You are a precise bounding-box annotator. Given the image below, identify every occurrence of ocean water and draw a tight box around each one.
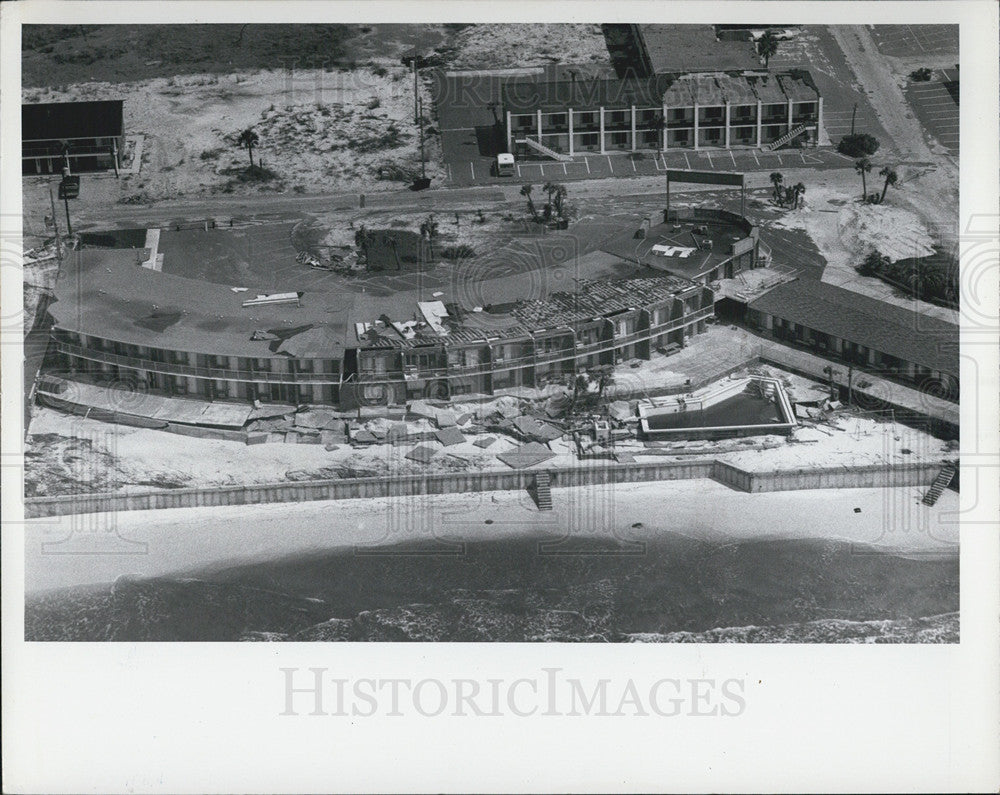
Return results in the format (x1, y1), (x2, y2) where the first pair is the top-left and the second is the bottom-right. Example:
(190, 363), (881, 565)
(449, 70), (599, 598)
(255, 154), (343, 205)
(25, 533), (959, 642)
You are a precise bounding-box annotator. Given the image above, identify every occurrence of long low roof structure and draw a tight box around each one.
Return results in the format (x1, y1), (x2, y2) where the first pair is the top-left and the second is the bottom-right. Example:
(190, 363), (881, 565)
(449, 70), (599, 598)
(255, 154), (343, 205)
(747, 279), (959, 376)
(50, 226), (706, 359)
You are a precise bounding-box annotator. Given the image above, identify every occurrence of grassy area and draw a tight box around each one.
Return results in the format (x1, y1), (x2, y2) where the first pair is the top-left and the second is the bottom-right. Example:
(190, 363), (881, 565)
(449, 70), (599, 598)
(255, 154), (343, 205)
(22, 24), (457, 87)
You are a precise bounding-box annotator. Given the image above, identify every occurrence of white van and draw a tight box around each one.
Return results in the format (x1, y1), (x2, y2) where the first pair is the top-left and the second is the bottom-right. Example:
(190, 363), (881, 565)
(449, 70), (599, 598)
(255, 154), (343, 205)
(496, 153), (515, 177)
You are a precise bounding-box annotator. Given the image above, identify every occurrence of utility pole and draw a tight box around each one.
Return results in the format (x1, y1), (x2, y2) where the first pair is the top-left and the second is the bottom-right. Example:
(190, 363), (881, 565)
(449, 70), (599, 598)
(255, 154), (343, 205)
(62, 190), (73, 237)
(412, 52), (420, 124)
(418, 95), (427, 180)
(48, 183), (63, 262)
(850, 102), (857, 136)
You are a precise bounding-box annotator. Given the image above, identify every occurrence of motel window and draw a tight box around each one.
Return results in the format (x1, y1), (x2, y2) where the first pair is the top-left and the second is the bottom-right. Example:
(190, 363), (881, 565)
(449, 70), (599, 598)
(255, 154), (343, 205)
(579, 112), (597, 126)
(734, 105), (753, 119)
(610, 110), (627, 125)
(640, 109), (658, 124)
(611, 132), (628, 146)
(669, 108), (688, 122)
(674, 130), (690, 143)
(298, 385), (314, 403)
(296, 359), (314, 373)
(705, 129), (721, 142)
(214, 380), (230, 397)
(582, 132), (599, 147)
(255, 358), (272, 371)
(548, 113), (567, 127)
(642, 130), (659, 145)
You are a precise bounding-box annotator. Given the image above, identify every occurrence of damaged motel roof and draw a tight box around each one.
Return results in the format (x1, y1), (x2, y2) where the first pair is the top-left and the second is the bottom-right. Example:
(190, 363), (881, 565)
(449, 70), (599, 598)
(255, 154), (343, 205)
(49, 247), (352, 359)
(50, 245), (704, 360)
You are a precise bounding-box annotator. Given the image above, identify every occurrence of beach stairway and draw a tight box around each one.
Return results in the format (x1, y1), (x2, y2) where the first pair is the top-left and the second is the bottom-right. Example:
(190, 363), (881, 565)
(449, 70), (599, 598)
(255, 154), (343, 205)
(922, 463), (957, 506)
(761, 123), (810, 152)
(516, 137), (574, 162)
(534, 471), (553, 511)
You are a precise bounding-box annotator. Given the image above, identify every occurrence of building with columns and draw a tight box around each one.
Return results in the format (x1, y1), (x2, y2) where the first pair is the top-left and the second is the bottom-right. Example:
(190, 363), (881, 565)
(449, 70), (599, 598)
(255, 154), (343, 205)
(502, 25), (822, 157)
(505, 67), (822, 157)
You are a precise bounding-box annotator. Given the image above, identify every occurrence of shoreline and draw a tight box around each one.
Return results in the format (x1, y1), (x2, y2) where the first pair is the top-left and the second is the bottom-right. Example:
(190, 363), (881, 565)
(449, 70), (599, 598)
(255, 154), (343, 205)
(24, 480), (960, 594)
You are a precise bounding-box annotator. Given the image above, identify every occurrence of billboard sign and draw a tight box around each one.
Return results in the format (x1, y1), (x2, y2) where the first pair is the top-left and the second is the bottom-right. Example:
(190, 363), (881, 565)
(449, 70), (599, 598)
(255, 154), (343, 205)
(665, 169), (744, 187)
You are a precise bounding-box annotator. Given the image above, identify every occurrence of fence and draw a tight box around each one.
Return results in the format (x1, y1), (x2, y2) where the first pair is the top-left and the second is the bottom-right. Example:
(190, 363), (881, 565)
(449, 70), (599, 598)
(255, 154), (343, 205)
(23, 459), (944, 518)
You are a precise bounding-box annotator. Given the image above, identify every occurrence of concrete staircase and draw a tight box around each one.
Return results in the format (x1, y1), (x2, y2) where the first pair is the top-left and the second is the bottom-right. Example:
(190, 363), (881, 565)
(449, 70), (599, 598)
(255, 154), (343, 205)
(534, 471), (553, 511)
(516, 137), (574, 162)
(922, 463), (957, 506)
(761, 124), (811, 152)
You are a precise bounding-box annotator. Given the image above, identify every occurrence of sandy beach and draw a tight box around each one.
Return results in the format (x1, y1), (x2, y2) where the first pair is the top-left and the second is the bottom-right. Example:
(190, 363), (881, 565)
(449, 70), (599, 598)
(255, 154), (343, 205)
(23, 480), (959, 593)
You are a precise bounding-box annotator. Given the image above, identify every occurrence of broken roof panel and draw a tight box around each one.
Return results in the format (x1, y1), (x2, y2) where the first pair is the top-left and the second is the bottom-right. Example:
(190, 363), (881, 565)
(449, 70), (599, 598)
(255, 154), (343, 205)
(405, 444), (440, 463)
(497, 442), (557, 469)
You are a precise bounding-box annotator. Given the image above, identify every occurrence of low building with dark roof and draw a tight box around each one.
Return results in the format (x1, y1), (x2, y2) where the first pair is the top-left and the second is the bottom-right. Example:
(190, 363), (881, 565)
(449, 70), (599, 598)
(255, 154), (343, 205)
(747, 279), (959, 399)
(22, 100), (125, 175)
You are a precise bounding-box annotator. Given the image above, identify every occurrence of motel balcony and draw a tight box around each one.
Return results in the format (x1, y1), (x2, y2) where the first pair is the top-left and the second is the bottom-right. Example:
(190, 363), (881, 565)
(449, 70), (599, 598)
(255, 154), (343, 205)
(349, 306), (714, 385)
(54, 340), (341, 385)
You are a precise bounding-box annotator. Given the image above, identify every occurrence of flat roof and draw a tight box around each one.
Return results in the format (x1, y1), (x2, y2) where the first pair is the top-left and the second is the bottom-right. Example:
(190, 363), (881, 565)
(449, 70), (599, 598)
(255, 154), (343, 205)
(49, 226), (697, 357)
(601, 219), (751, 280)
(637, 25), (761, 73)
(22, 100), (124, 141)
(748, 279), (959, 376)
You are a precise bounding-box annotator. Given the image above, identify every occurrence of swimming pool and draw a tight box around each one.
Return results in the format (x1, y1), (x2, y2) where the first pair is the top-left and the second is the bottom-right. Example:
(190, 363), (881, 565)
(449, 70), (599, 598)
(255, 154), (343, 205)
(638, 377), (797, 440)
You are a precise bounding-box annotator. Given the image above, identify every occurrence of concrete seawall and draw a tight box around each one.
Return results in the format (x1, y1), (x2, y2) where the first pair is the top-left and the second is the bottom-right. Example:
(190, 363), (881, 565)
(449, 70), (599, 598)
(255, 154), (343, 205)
(22, 460), (945, 518)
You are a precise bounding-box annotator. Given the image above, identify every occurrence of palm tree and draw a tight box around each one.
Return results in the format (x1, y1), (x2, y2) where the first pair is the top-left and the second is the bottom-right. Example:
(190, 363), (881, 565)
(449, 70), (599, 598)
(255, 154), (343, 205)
(237, 127), (259, 170)
(793, 182), (806, 208)
(552, 184), (568, 219)
(757, 31), (779, 68)
(855, 157), (872, 201)
(542, 181), (557, 218)
(595, 365), (615, 400)
(878, 166), (898, 204)
(769, 172), (784, 204)
(520, 184), (538, 221)
(419, 214), (438, 259)
(569, 373), (589, 414)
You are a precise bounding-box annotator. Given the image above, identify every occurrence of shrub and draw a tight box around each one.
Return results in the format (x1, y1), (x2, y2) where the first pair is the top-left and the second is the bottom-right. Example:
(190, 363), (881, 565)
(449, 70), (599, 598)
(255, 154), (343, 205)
(440, 244), (475, 260)
(856, 249), (888, 277)
(838, 133), (880, 158)
(910, 67), (933, 81)
(366, 96), (381, 110)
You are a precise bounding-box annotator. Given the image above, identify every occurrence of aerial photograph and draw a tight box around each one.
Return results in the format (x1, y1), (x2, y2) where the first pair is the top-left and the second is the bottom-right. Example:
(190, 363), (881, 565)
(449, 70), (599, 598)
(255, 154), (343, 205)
(20, 22), (960, 642)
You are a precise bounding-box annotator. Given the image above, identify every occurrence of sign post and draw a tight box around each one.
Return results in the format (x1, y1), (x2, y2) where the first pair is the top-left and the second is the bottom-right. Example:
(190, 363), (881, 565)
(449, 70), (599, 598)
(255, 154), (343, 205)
(664, 169), (745, 219)
(58, 175), (79, 237)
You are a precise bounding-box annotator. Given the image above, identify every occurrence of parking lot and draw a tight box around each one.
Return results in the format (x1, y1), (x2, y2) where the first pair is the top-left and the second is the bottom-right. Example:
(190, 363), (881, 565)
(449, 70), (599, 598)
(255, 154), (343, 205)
(904, 67), (959, 155)
(868, 24), (959, 58)
(444, 146), (851, 187)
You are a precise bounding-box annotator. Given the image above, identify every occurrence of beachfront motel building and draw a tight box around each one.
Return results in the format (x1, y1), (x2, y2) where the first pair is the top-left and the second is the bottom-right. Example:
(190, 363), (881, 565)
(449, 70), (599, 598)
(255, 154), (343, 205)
(504, 68), (823, 157)
(47, 248), (716, 411)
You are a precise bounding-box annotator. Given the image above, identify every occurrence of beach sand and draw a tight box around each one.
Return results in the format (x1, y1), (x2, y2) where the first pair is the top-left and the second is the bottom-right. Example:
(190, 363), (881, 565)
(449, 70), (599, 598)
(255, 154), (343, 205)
(24, 480), (959, 593)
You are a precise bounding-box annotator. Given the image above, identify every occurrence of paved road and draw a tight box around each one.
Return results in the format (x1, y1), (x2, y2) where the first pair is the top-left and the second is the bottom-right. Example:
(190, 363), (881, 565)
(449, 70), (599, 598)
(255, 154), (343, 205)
(57, 185), (509, 232)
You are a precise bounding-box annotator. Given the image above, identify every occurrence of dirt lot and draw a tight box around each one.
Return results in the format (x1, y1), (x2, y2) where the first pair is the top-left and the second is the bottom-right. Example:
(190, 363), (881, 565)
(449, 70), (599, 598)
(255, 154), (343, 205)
(443, 24), (610, 69)
(23, 65), (445, 198)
